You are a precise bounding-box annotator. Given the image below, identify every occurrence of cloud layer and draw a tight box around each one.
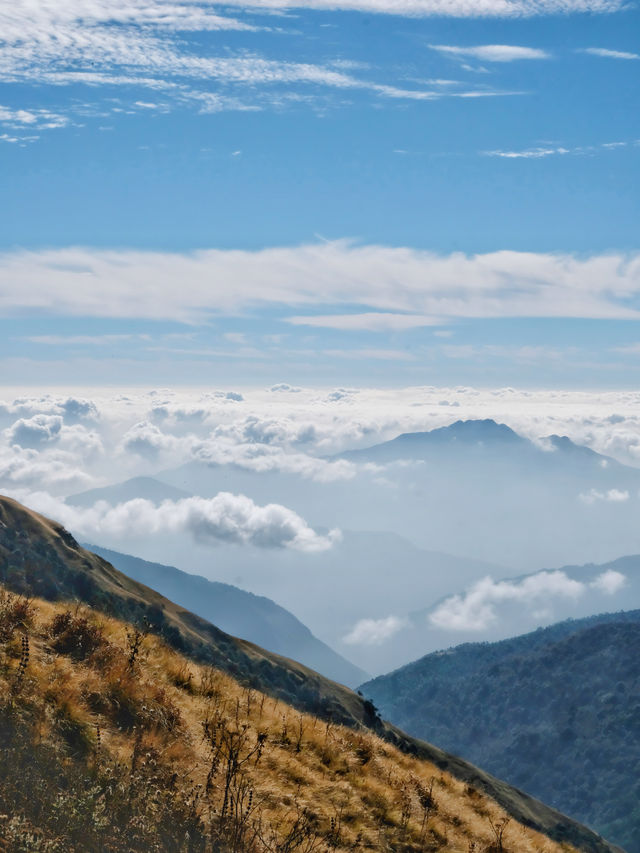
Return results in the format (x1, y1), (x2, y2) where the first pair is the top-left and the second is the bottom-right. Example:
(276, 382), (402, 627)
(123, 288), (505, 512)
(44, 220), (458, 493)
(2, 244), (639, 324)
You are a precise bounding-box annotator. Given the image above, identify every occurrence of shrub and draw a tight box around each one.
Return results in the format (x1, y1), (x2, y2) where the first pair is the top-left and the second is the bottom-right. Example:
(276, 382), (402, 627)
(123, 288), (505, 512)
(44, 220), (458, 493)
(48, 611), (106, 661)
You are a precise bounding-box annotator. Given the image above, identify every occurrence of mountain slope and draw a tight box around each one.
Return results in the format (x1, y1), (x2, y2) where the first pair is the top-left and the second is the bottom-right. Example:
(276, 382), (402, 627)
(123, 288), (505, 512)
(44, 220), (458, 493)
(85, 543), (368, 687)
(0, 494), (622, 853)
(361, 611), (640, 852)
(1, 590), (608, 853)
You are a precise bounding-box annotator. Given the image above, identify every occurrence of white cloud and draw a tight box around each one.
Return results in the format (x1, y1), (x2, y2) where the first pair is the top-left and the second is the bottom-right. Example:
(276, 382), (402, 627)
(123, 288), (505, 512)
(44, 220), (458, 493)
(578, 487), (630, 504)
(0, 395), (98, 423)
(485, 146), (570, 158)
(590, 569), (627, 594)
(429, 569), (629, 630)
(119, 420), (191, 459)
(0, 447), (94, 494)
(211, 415), (317, 446)
(0, 105), (68, 130)
(431, 572), (584, 631)
(582, 47), (640, 60)
(429, 44), (550, 62)
(24, 493), (339, 553)
(2, 244), (639, 324)
(343, 615), (409, 645)
(485, 140), (630, 158)
(193, 439), (358, 483)
(6, 414), (63, 448)
(269, 383), (302, 393)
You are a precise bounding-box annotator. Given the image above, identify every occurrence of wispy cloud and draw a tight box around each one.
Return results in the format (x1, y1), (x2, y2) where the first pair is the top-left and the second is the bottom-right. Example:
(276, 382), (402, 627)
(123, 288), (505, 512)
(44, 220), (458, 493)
(485, 146), (570, 158)
(485, 139), (633, 158)
(429, 44), (550, 62)
(221, 0), (625, 17)
(0, 105), (68, 128)
(582, 47), (640, 59)
(0, 104), (69, 141)
(0, 1), (524, 120)
(578, 487), (630, 504)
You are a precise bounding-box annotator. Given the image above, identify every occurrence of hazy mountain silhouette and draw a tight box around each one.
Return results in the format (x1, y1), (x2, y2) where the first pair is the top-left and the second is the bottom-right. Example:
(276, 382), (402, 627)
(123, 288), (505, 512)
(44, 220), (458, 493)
(86, 543), (368, 687)
(68, 476), (191, 507)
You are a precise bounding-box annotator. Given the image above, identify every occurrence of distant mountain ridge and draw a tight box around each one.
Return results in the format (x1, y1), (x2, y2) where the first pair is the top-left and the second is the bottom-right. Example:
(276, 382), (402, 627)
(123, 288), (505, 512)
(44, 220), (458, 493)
(341, 418), (623, 468)
(361, 609), (640, 852)
(86, 543), (368, 687)
(343, 418), (528, 459)
(68, 475), (191, 507)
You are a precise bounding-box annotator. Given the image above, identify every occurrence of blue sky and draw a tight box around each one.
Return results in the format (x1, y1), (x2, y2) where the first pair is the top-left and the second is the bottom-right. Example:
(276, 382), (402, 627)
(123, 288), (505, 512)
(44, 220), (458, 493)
(1, 0), (639, 387)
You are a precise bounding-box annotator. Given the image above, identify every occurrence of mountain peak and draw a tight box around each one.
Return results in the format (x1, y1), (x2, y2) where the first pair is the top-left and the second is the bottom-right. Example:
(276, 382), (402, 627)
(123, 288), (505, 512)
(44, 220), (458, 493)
(342, 419), (526, 462)
(422, 418), (524, 443)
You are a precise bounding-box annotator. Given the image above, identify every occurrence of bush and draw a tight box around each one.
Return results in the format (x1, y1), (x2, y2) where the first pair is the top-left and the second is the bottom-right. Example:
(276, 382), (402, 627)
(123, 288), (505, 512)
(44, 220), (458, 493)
(48, 611), (106, 661)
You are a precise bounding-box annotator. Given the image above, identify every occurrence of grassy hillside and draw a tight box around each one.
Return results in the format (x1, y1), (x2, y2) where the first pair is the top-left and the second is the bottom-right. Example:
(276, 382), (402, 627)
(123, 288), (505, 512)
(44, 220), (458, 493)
(0, 495), (622, 853)
(0, 586), (592, 853)
(361, 614), (640, 852)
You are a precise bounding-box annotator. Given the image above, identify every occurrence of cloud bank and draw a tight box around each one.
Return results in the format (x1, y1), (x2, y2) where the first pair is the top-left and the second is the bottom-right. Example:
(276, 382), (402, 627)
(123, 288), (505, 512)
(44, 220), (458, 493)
(2, 244), (639, 324)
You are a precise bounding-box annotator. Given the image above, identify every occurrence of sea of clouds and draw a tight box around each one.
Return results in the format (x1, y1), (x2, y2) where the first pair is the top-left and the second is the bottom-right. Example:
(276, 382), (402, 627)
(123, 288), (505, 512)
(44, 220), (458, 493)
(3, 383), (640, 546)
(2, 383), (640, 666)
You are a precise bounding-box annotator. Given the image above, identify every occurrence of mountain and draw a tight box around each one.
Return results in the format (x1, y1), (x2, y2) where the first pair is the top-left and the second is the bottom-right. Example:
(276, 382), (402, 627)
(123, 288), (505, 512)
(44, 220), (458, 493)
(2, 589), (621, 853)
(341, 418), (530, 462)
(154, 419), (640, 571)
(67, 475), (191, 507)
(0, 494), (622, 853)
(361, 610), (640, 852)
(85, 543), (368, 687)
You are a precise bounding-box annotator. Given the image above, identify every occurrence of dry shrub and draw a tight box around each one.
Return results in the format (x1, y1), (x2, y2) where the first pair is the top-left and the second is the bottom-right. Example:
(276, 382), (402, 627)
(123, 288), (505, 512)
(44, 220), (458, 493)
(48, 610), (106, 661)
(0, 590), (33, 643)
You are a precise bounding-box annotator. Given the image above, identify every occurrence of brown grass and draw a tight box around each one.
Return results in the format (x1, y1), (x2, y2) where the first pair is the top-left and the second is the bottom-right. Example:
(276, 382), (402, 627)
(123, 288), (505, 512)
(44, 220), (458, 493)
(0, 586), (578, 853)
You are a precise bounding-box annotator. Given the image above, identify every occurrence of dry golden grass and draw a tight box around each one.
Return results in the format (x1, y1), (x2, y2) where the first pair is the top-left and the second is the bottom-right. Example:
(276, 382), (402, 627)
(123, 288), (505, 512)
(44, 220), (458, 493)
(0, 587), (578, 853)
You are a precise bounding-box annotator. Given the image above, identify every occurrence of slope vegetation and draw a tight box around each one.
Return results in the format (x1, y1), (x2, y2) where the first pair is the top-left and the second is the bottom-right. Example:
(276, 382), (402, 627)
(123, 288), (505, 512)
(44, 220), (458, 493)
(361, 613), (640, 852)
(0, 495), (621, 853)
(0, 587), (605, 853)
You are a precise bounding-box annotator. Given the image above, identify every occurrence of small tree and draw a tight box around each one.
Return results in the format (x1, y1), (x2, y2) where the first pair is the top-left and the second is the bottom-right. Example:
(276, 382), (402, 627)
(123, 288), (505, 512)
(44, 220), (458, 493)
(488, 815), (511, 852)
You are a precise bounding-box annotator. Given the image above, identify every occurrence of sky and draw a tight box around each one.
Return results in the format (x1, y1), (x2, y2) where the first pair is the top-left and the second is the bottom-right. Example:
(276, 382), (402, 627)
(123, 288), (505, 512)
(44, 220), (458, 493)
(0, 0), (639, 386)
